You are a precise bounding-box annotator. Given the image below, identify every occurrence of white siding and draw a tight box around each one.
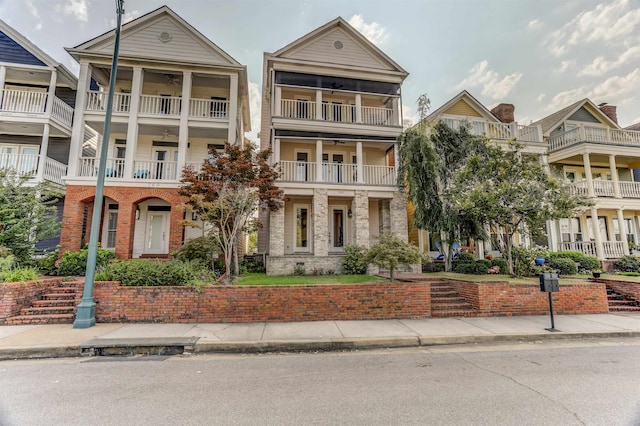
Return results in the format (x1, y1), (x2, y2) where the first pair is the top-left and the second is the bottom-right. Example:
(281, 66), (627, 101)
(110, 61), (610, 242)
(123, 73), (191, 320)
(93, 17), (234, 66)
(282, 28), (394, 71)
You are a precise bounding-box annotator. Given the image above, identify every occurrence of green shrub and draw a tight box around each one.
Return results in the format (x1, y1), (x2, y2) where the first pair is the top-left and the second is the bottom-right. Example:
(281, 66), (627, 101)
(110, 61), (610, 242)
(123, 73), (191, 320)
(58, 249), (117, 276)
(1, 267), (39, 282)
(512, 246), (549, 277)
(97, 260), (213, 289)
(455, 263), (477, 274)
(341, 245), (368, 275)
(549, 257), (577, 275)
(474, 259), (491, 273)
(548, 251), (600, 271)
(37, 248), (59, 276)
(0, 254), (15, 272)
(171, 237), (218, 269)
(455, 253), (475, 264)
(614, 255), (640, 273)
(490, 258), (508, 274)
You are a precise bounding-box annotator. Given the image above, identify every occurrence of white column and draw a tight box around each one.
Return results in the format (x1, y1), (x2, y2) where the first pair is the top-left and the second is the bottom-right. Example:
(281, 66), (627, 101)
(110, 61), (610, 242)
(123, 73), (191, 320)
(36, 123), (50, 181)
(355, 93), (362, 123)
(393, 143), (399, 180)
(583, 152), (595, 197)
(177, 71), (192, 175)
(591, 207), (604, 260)
(392, 97), (400, 126)
(316, 140), (323, 182)
(274, 86), (282, 117)
(315, 90), (323, 120)
(227, 74), (238, 145)
(45, 70), (57, 116)
(273, 138), (280, 164)
(617, 208), (629, 254)
(356, 141), (363, 183)
(609, 154), (621, 198)
(123, 67), (143, 179)
(0, 65), (6, 91)
(67, 62), (91, 178)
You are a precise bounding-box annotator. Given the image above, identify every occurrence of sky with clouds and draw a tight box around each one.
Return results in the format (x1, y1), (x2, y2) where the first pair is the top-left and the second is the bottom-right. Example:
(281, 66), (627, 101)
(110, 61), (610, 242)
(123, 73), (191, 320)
(2, 0), (639, 136)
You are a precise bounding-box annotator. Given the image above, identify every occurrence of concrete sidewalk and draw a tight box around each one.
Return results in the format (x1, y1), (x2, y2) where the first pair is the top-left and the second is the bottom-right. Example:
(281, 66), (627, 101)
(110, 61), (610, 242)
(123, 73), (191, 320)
(2, 313), (640, 360)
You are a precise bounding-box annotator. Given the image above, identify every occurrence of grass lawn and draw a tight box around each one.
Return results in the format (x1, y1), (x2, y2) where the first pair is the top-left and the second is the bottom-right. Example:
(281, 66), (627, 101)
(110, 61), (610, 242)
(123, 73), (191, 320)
(424, 271), (595, 285)
(234, 273), (385, 286)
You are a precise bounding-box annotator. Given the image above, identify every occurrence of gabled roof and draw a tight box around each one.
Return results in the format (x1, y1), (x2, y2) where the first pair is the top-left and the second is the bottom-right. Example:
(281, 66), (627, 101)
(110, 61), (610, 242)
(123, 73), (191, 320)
(626, 122), (640, 131)
(271, 17), (408, 77)
(532, 98), (620, 136)
(66, 6), (242, 68)
(0, 19), (77, 88)
(425, 90), (501, 123)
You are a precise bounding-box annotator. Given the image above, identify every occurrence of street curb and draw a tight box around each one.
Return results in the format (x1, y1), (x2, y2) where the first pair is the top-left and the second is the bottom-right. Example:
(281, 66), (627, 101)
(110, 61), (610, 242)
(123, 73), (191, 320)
(418, 330), (640, 346)
(0, 346), (81, 361)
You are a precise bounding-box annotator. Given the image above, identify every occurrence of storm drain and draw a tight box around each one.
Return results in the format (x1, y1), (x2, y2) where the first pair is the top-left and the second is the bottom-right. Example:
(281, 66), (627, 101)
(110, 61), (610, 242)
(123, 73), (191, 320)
(80, 337), (199, 357)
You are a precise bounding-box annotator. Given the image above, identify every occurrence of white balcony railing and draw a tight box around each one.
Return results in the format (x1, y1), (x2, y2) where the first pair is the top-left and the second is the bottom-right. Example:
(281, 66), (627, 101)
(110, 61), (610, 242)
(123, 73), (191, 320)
(361, 106), (393, 126)
(560, 241), (597, 257)
(0, 153), (39, 176)
(51, 97), (73, 127)
(78, 157), (126, 178)
(281, 99), (316, 120)
(189, 98), (228, 119)
(549, 126), (640, 151)
(619, 182), (640, 198)
(278, 161), (395, 186)
(603, 241), (625, 258)
(42, 157), (67, 186)
(133, 160), (178, 180)
(85, 91), (131, 113)
(441, 118), (543, 143)
(139, 94), (181, 116)
(0, 89), (46, 113)
(592, 180), (615, 197)
(278, 99), (398, 126)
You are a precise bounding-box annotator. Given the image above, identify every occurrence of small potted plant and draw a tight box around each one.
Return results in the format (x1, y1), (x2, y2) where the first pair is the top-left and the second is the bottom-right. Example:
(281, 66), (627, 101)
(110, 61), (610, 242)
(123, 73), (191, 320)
(592, 268), (603, 278)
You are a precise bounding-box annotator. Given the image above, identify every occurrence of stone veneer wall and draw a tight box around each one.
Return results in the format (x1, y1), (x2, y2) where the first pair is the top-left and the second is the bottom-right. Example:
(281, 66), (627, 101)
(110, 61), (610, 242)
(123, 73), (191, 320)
(0, 278), (62, 324)
(266, 255), (344, 276)
(91, 281), (432, 323)
(445, 279), (609, 315)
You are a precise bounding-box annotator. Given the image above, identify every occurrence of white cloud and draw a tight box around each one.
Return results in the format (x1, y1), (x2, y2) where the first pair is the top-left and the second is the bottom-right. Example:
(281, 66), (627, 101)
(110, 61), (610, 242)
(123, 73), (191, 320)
(545, 0), (640, 56)
(453, 61), (523, 100)
(528, 19), (540, 30)
(578, 46), (640, 77)
(245, 81), (261, 143)
(57, 0), (89, 22)
(108, 10), (141, 28)
(25, 0), (43, 31)
(402, 103), (418, 129)
(555, 60), (575, 73)
(537, 94), (546, 103)
(347, 14), (388, 45)
(545, 88), (587, 111)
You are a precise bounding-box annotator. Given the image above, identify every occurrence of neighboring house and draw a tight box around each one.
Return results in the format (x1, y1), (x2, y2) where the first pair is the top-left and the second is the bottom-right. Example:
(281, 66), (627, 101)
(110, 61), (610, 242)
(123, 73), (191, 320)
(0, 19), (77, 251)
(408, 90), (545, 260)
(537, 99), (640, 260)
(257, 17), (409, 275)
(59, 6), (250, 259)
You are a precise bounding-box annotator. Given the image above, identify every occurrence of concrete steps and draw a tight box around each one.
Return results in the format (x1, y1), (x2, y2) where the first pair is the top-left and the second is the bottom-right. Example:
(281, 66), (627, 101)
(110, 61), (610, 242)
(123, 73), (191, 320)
(6, 282), (80, 325)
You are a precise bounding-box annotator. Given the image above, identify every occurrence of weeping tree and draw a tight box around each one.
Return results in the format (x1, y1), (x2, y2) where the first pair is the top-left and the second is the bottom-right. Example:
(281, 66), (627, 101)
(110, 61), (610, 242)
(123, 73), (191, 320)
(398, 108), (488, 271)
(451, 141), (591, 275)
(180, 142), (282, 281)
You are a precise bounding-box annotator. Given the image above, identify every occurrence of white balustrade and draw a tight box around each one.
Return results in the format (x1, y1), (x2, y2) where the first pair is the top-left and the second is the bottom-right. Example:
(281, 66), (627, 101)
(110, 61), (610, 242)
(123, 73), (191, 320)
(619, 182), (640, 198)
(139, 94), (181, 116)
(550, 126), (640, 151)
(279, 161), (317, 182)
(0, 89), (46, 113)
(361, 106), (394, 126)
(548, 128), (580, 151)
(610, 128), (640, 145)
(42, 157), (67, 186)
(567, 181), (589, 197)
(278, 161), (395, 186)
(560, 241), (597, 257)
(0, 153), (39, 177)
(77, 157), (125, 178)
(85, 91), (131, 113)
(51, 97), (73, 127)
(189, 98), (229, 119)
(280, 99), (316, 120)
(132, 160), (178, 180)
(592, 180), (615, 197)
(603, 241), (625, 258)
(516, 124), (542, 142)
(363, 165), (396, 185)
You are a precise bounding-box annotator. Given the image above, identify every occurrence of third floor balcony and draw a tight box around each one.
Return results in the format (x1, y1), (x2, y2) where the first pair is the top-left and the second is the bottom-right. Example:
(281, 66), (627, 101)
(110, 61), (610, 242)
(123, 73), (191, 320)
(549, 125), (640, 152)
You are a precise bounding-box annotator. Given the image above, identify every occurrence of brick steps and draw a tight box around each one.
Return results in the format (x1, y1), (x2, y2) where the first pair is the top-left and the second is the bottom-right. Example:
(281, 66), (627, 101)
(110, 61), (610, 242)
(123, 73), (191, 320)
(430, 281), (477, 318)
(6, 283), (80, 325)
(606, 286), (640, 313)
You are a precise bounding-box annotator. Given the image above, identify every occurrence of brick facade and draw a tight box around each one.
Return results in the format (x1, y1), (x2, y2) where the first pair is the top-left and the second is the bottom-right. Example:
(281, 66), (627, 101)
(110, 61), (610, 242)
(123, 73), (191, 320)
(60, 185), (188, 259)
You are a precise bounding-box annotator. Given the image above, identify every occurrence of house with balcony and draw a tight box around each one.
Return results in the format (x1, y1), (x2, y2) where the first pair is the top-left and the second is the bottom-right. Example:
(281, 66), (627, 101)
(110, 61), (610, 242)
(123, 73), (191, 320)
(257, 17), (409, 275)
(59, 6), (250, 259)
(407, 91), (546, 259)
(0, 19), (78, 250)
(536, 99), (640, 260)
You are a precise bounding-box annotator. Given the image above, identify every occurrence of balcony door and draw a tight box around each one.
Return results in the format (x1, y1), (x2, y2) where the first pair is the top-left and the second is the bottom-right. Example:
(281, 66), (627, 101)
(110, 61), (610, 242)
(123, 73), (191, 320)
(295, 151), (309, 182)
(152, 149), (178, 180)
(329, 206), (347, 252)
(322, 153), (344, 183)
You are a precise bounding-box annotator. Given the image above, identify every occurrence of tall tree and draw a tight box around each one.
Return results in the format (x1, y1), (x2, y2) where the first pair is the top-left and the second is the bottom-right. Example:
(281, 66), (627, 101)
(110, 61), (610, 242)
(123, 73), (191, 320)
(0, 170), (60, 264)
(398, 119), (487, 271)
(451, 142), (590, 275)
(180, 142), (282, 281)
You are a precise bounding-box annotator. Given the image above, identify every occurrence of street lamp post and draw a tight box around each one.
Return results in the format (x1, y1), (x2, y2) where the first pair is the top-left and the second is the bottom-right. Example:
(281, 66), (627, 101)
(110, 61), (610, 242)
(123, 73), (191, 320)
(74, 0), (125, 328)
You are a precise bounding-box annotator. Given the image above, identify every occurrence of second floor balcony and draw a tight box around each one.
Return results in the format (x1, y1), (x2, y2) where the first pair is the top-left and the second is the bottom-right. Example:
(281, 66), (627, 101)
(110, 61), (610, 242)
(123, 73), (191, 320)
(567, 180), (640, 199)
(549, 125), (640, 152)
(278, 160), (396, 186)
(0, 152), (68, 187)
(0, 89), (74, 128)
(440, 117), (543, 143)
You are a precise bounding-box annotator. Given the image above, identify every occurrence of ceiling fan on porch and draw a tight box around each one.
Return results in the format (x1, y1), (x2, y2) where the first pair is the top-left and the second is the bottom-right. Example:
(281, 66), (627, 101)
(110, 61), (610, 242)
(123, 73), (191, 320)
(164, 74), (181, 86)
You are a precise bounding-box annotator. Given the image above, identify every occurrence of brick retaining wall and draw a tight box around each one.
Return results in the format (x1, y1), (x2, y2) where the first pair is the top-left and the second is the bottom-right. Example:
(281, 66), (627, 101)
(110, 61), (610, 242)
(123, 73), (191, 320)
(595, 278), (640, 303)
(445, 279), (609, 316)
(92, 281), (432, 323)
(0, 278), (63, 324)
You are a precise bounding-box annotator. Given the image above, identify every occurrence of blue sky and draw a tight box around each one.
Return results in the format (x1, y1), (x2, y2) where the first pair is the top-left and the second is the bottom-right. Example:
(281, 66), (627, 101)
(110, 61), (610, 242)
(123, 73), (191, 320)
(2, 0), (639, 135)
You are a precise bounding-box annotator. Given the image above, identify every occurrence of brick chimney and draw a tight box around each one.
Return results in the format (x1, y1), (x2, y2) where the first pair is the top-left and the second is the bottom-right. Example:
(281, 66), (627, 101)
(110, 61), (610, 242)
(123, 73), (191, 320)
(491, 103), (515, 123)
(598, 103), (618, 124)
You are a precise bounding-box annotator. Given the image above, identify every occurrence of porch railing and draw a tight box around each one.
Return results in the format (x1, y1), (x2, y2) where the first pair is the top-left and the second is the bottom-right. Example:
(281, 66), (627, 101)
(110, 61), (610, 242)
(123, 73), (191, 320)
(549, 126), (640, 151)
(279, 161), (318, 182)
(281, 99), (316, 120)
(592, 180), (615, 197)
(619, 182), (640, 198)
(51, 97), (73, 127)
(132, 160), (178, 180)
(278, 161), (396, 186)
(189, 98), (228, 119)
(441, 118), (543, 142)
(560, 241), (597, 257)
(85, 91), (131, 113)
(603, 241), (625, 258)
(363, 165), (396, 186)
(0, 89), (46, 113)
(0, 153), (39, 177)
(278, 99), (397, 126)
(361, 106), (393, 126)
(42, 157), (67, 186)
(78, 157), (126, 178)
(139, 94), (181, 116)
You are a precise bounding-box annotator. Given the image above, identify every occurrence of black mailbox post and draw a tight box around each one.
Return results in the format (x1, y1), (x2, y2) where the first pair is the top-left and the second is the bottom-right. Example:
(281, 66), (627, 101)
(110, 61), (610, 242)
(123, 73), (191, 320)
(539, 272), (560, 331)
